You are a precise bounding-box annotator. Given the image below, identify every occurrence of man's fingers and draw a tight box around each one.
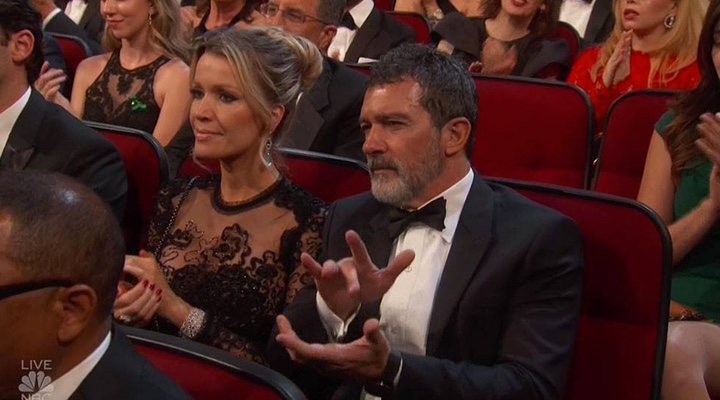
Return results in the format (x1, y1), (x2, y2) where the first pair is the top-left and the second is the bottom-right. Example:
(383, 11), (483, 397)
(383, 249), (415, 279)
(345, 230), (373, 271)
(362, 318), (383, 345)
(301, 252), (323, 277)
(338, 260), (360, 295)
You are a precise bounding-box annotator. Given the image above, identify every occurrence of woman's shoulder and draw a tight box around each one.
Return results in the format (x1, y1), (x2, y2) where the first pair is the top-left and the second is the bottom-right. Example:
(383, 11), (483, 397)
(77, 53), (112, 76)
(155, 58), (190, 80)
(160, 175), (216, 199)
(277, 179), (328, 218)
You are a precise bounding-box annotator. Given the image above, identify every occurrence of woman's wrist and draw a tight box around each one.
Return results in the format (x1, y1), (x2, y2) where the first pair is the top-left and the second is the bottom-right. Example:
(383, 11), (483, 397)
(163, 293), (193, 327)
(699, 197), (720, 221)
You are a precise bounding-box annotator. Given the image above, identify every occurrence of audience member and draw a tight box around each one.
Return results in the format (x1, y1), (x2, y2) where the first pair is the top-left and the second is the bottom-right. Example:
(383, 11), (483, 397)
(433, 0), (570, 78)
(186, 0), (266, 38)
(31, 0), (103, 53)
(60, 0), (104, 45)
(261, 0), (368, 162)
(568, 0), (707, 128)
(114, 27), (327, 364)
(0, 0), (126, 220)
(637, 1), (720, 398)
(267, 44), (584, 400)
(328, 0), (415, 63)
(559, 0), (613, 47)
(394, 0), (484, 25)
(0, 170), (190, 400)
(36, 0), (192, 147)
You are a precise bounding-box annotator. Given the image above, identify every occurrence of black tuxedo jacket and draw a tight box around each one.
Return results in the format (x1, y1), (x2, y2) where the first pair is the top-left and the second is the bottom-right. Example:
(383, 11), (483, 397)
(582, 0), (614, 48)
(2, 90), (127, 220)
(77, 0), (105, 46)
(343, 7), (416, 64)
(45, 11), (103, 55)
(268, 174), (584, 400)
(69, 327), (191, 400)
(280, 58), (367, 162)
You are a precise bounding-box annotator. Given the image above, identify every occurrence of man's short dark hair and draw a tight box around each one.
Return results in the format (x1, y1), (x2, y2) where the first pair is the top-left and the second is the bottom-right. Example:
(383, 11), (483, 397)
(316, 0), (346, 25)
(0, 171), (125, 317)
(369, 44), (478, 155)
(0, 0), (44, 83)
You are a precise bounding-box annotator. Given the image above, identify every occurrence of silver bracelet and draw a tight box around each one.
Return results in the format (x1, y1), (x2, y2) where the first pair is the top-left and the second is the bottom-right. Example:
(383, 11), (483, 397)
(180, 307), (207, 339)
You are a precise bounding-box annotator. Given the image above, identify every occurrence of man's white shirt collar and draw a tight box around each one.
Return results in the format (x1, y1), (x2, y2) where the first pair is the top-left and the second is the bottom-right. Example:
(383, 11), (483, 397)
(0, 87), (31, 154)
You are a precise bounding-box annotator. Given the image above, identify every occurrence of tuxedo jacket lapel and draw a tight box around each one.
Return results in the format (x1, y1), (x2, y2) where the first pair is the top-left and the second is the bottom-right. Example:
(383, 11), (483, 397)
(78, 0), (98, 28)
(584, 0), (613, 44)
(281, 59), (332, 150)
(344, 8), (382, 63)
(425, 175), (494, 355)
(1, 90), (43, 171)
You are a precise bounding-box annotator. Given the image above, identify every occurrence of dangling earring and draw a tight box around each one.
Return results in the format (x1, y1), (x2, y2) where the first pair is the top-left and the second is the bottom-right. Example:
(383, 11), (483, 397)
(261, 136), (273, 168)
(664, 14), (676, 29)
(148, 11), (153, 27)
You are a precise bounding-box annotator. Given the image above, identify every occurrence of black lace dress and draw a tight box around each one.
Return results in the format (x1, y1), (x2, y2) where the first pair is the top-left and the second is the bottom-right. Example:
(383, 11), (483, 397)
(146, 176), (326, 362)
(84, 50), (169, 135)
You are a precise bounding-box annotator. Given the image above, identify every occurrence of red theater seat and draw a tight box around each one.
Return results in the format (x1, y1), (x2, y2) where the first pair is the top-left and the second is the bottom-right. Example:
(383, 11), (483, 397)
(179, 148), (370, 203)
(86, 121), (169, 253)
(385, 11), (431, 44)
(374, 0), (394, 11)
(594, 90), (677, 199)
(489, 178), (671, 400)
(123, 326), (306, 400)
(473, 75), (594, 189)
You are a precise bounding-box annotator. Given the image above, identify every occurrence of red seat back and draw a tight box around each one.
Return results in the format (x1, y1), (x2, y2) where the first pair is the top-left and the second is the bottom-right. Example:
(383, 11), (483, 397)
(385, 11), (431, 43)
(472, 75), (594, 189)
(374, 0), (394, 11)
(551, 21), (582, 63)
(123, 326), (306, 400)
(86, 121), (168, 253)
(489, 178), (671, 400)
(179, 149), (371, 203)
(48, 33), (92, 90)
(594, 90), (677, 199)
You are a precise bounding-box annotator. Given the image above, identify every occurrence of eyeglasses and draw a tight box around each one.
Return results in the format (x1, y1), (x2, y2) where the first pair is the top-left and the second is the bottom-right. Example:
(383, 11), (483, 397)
(258, 2), (332, 25)
(0, 280), (74, 302)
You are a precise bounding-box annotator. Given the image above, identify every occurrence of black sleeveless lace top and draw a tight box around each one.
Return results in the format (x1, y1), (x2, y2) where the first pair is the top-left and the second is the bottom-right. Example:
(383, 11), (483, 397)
(84, 50), (169, 135)
(146, 176), (327, 363)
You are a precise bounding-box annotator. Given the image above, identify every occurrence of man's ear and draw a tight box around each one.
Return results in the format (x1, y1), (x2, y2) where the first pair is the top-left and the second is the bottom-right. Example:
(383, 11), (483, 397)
(53, 285), (98, 343)
(318, 25), (337, 53)
(441, 117), (472, 157)
(9, 30), (35, 66)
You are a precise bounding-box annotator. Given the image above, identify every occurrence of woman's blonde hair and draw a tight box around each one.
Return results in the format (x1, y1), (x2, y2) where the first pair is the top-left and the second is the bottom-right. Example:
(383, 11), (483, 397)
(104, 0), (190, 62)
(190, 27), (323, 136)
(591, 0), (708, 86)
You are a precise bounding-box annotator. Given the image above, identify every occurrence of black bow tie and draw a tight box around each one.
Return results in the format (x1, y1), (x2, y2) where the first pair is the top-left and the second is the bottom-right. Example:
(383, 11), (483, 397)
(340, 13), (358, 30)
(387, 197), (446, 239)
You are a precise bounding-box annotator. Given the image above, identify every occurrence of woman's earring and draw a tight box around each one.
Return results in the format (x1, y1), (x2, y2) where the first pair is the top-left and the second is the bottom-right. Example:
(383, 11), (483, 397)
(262, 137), (273, 168)
(148, 12), (153, 27)
(664, 14), (676, 29)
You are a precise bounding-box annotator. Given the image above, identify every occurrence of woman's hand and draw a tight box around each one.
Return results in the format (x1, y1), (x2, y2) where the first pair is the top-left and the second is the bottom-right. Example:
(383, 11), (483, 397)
(480, 38), (517, 76)
(114, 278), (162, 327)
(123, 250), (192, 327)
(34, 62), (73, 111)
(696, 113), (720, 214)
(602, 30), (632, 88)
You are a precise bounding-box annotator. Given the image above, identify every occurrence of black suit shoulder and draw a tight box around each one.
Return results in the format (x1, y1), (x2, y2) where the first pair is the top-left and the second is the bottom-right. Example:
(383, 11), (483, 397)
(45, 12), (103, 54)
(71, 328), (191, 400)
(377, 11), (416, 42)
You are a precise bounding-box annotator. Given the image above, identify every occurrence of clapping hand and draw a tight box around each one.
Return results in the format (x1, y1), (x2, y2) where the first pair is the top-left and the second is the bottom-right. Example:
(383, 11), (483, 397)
(300, 230), (415, 320)
(479, 38), (517, 76)
(275, 315), (391, 381)
(34, 62), (67, 102)
(115, 250), (177, 326)
(602, 30), (632, 88)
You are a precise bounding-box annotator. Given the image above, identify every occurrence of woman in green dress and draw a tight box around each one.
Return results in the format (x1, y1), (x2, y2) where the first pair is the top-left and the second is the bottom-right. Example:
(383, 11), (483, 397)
(637, 1), (720, 398)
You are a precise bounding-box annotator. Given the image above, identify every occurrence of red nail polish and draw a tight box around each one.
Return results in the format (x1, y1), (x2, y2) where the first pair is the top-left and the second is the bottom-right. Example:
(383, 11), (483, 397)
(149, 284), (155, 291)
(156, 289), (163, 296)
(143, 280), (149, 287)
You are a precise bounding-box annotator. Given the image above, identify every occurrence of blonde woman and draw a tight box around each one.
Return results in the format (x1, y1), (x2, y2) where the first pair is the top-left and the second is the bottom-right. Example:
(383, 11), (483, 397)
(37, 0), (191, 146)
(113, 27), (326, 363)
(568, 0), (707, 127)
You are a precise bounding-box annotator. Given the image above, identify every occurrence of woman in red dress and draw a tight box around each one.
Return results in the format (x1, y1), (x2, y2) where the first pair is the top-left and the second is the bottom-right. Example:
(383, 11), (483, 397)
(568, 0), (707, 129)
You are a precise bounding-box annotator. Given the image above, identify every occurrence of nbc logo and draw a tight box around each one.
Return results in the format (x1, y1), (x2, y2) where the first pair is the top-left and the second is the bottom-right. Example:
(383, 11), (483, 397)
(18, 371), (53, 400)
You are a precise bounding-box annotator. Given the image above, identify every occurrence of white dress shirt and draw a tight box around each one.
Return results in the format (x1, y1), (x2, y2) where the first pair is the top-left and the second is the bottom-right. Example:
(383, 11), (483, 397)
(317, 170), (474, 398)
(42, 8), (63, 29)
(327, 0), (374, 63)
(65, 0), (88, 25)
(559, 0), (596, 38)
(0, 87), (31, 156)
(36, 332), (112, 400)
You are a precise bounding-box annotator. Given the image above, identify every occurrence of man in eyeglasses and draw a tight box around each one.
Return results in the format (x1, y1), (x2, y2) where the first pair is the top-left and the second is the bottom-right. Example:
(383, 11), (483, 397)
(260, 0), (368, 162)
(0, 171), (189, 400)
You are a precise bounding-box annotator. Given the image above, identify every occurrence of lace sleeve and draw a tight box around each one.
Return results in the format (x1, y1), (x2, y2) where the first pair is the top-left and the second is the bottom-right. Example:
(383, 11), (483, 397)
(145, 178), (193, 253)
(285, 205), (326, 306)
